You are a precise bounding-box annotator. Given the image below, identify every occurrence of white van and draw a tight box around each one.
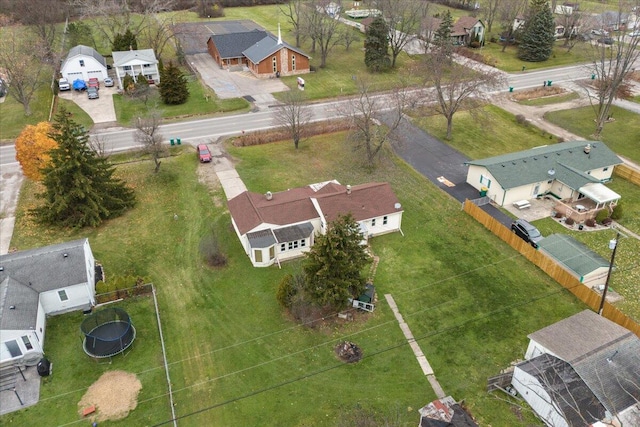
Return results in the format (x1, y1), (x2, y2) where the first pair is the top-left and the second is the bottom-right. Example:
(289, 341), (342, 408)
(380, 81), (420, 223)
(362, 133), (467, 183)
(59, 78), (70, 91)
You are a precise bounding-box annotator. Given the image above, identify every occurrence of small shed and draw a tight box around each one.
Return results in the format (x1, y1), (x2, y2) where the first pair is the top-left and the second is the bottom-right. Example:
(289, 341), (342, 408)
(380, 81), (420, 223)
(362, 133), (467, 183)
(538, 234), (610, 289)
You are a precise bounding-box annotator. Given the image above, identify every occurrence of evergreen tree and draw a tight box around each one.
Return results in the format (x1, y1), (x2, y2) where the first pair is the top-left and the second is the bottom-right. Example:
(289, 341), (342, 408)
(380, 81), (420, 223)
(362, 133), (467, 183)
(303, 214), (370, 310)
(518, 0), (556, 62)
(434, 10), (454, 59)
(159, 61), (189, 105)
(364, 16), (391, 72)
(34, 108), (135, 227)
(112, 29), (138, 52)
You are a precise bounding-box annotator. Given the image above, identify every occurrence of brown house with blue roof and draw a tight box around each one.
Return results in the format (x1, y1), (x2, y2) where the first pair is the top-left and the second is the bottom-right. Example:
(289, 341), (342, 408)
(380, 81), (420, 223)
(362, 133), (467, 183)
(206, 20), (310, 78)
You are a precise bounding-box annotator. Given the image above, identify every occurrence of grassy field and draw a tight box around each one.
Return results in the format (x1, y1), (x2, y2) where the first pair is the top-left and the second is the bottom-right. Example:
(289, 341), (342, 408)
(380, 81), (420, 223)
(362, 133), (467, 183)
(0, 86), (53, 141)
(410, 104), (561, 159)
(2, 135), (591, 426)
(476, 40), (593, 72)
(112, 77), (249, 124)
(544, 106), (640, 163)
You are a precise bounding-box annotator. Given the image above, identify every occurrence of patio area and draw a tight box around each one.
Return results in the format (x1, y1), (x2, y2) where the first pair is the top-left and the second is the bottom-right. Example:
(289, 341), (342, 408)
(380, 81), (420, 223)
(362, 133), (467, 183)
(503, 196), (557, 222)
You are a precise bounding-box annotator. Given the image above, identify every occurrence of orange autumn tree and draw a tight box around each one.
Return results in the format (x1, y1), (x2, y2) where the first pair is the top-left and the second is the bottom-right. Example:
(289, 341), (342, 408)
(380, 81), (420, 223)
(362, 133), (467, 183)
(15, 121), (58, 181)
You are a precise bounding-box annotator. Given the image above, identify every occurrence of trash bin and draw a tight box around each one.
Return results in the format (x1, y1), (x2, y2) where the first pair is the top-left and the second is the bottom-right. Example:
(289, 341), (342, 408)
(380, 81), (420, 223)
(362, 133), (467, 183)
(170, 138), (175, 146)
(509, 87), (514, 92)
(479, 186), (488, 197)
(177, 138), (181, 145)
(547, 80), (552, 86)
(37, 357), (51, 377)
(591, 73), (596, 80)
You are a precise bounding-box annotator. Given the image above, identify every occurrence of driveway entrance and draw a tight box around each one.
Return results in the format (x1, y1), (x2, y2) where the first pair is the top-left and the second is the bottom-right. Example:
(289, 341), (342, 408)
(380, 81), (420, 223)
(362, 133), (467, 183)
(59, 86), (117, 124)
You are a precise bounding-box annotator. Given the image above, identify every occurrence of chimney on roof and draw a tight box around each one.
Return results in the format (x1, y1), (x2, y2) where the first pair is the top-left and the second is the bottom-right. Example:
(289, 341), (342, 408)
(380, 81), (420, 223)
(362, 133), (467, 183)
(584, 143), (591, 154)
(266, 191), (273, 200)
(63, 253), (68, 258)
(277, 23), (282, 45)
(346, 184), (351, 195)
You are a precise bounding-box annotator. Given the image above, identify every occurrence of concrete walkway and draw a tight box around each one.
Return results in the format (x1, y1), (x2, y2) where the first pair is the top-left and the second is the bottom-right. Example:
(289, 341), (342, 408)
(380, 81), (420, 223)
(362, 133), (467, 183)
(385, 294), (446, 398)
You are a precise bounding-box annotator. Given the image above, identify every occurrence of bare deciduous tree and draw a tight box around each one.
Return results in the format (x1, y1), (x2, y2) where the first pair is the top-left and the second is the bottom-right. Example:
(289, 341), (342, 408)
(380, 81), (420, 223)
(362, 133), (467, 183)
(498, 0), (528, 52)
(0, 28), (50, 116)
(134, 111), (166, 173)
(279, 0), (305, 48)
(483, 0), (503, 32)
(378, 0), (428, 67)
(584, 5), (640, 138)
(139, 12), (178, 59)
(10, 0), (67, 61)
(273, 90), (312, 149)
(338, 77), (410, 167)
(301, 0), (343, 68)
(88, 134), (111, 158)
(423, 55), (504, 139)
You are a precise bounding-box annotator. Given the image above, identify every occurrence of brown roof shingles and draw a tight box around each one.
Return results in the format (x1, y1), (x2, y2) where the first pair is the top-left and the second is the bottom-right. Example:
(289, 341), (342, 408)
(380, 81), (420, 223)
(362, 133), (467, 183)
(228, 182), (401, 235)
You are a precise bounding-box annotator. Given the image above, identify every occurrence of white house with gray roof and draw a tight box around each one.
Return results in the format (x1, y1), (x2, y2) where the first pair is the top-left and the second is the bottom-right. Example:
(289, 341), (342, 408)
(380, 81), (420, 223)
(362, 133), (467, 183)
(0, 239), (96, 368)
(512, 310), (640, 427)
(538, 234), (611, 289)
(465, 141), (622, 207)
(60, 45), (108, 83)
(112, 48), (160, 89)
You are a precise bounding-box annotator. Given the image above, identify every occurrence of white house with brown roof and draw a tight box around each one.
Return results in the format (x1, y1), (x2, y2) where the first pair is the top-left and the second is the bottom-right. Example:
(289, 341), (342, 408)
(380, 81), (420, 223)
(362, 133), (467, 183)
(227, 180), (404, 267)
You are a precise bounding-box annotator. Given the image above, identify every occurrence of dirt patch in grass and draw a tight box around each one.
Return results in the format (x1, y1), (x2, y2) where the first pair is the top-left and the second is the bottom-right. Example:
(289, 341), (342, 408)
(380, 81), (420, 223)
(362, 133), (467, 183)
(196, 162), (224, 207)
(78, 370), (142, 422)
(512, 86), (567, 101)
(335, 341), (363, 363)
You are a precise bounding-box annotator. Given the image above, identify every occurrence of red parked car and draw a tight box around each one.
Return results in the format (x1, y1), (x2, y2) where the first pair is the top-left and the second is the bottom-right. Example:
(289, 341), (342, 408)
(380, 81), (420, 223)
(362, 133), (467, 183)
(88, 77), (100, 90)
(197, 144), (212, 163)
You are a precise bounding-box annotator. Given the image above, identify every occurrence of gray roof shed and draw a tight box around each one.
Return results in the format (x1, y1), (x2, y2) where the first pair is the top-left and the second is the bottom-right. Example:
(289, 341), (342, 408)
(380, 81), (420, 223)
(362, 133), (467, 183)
(538, 234), (610, 282)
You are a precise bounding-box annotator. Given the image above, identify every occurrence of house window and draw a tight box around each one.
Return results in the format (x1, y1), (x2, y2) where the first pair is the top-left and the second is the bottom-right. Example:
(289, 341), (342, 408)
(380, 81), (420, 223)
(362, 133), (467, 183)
(480, 175), (491, 188)
(254, 249), (263, 263)
(292, 54), (296, 71)
(143, 64), (151, 68)
(300, 239), (306, 247)
(280, 243), (286, 252)
(603, 167), (609, 172)
(272, 56), (277, 73)
(124, 65), (132, 71)
(371, 218), (376, 227)
(21, 336), (33, 350)
(383, 216), (388, 225)
(58, 290), (69, 301)
(269, 246), (275, 259)
(79, 59), (85, 67)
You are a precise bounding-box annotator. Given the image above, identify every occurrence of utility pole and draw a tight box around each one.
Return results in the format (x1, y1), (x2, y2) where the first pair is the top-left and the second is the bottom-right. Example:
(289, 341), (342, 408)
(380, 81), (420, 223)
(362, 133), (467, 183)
(598, 231), (620, 316)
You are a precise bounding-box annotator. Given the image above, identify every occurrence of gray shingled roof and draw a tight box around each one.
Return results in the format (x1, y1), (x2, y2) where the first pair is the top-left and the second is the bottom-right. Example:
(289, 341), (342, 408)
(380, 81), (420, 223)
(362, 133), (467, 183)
(247, 228), (277, 249)
(272, 222), (314, 243)
(0, 277), (39, 330)
(210, 30), (268, 59)
(538, 234), (610, 280)
(466, 141), (621, 190)
(62, 45), (107, 69)
(204, 20), (264, 35)
(243, 34), (310, 63)
(517, 353), (606, 426)
(112, 49), (157, 66)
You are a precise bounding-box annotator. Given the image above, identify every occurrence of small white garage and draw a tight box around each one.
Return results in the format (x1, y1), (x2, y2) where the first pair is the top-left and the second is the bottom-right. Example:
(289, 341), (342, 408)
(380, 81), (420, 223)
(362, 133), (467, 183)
(60, 45), (108, 82)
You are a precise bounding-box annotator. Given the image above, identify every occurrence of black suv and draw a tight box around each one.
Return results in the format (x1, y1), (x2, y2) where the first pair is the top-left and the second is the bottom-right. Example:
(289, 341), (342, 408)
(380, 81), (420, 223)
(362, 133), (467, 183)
(511, 219), (543, 248)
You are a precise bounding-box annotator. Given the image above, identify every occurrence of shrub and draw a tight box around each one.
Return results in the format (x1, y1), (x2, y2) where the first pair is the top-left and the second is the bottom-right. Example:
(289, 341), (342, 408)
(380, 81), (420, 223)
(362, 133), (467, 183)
(199, 229), (228, 267)
(565, 217), (575, 226)
(276, 274), (296, 308)
(595, 209), (609, 223)
(602, 217), (613, 226)
(585, 218), (596, 227)
(515, 114), (528, 125)
(469, 41), (481, 49)
(611, 202), (623, 220)
(555, 211), (563, 218)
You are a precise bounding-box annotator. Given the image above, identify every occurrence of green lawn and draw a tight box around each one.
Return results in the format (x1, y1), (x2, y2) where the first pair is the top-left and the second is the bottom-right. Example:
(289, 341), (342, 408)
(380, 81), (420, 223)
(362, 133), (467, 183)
(0, 86), (53, 141)
(410, 104), (561, 159)
(544, 106), (640, 163)
(477, 40), (593, 72)
(3, 135), (590, 426)
(112, 78), (249, 125)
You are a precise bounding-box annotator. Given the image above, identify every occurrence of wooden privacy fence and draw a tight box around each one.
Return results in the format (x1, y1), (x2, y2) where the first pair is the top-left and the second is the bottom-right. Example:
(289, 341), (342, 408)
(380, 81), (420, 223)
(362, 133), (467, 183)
(462, 200), (640, 338)
(614, 164), (640, 186)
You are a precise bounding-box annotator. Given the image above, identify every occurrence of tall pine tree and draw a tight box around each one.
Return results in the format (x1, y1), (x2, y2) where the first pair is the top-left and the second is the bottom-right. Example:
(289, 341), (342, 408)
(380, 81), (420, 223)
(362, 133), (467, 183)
(518, 0), (556, 62)
(159, 61), (189, 105)
(364, 16), (391, 72)
(303, 214), (370, 310)
(434, 10), (454, 60)
(112, 29), (138, 51)
(34, 108), (135, 227)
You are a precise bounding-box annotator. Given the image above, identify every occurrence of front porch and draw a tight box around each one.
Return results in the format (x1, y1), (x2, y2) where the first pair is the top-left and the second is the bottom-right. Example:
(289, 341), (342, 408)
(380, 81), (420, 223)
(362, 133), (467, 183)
(554, 198), (600, 222)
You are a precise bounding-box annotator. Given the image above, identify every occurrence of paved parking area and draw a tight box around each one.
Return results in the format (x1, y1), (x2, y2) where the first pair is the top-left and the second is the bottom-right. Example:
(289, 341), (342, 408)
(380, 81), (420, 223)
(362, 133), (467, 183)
(58, 86), (117, 124)
(188, 53), (287, 107)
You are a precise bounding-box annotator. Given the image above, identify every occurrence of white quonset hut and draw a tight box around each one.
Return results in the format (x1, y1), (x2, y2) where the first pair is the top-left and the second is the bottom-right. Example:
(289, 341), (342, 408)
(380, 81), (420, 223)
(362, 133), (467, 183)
(60, 45), (109, 82)
(0, 239), (96, 368)
(227, 180), (404, 267)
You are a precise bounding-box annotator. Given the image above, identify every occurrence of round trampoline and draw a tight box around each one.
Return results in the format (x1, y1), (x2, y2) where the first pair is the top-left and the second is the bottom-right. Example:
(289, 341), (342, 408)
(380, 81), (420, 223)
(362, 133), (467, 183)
(81, 307), (136, 358)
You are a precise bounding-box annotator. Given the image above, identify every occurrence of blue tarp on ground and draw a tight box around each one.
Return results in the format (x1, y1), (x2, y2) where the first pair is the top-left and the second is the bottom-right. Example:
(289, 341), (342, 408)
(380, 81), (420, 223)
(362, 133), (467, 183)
(73, 79), (86, 90)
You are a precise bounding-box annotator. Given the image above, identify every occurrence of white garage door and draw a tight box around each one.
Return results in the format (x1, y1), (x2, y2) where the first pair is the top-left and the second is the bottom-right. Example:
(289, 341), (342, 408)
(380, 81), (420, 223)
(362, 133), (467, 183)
(66, 72), (83, 82)
(87, 70), (104, 81)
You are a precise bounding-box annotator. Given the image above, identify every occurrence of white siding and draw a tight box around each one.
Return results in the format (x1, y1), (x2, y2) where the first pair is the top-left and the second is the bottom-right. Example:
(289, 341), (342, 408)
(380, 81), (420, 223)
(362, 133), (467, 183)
(512, 367), (569, 427)
(466, 165), (506, 203)
(61, 55), (108, 82)
(40, 283), (92, 315)
(363, 211), (402, 237)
